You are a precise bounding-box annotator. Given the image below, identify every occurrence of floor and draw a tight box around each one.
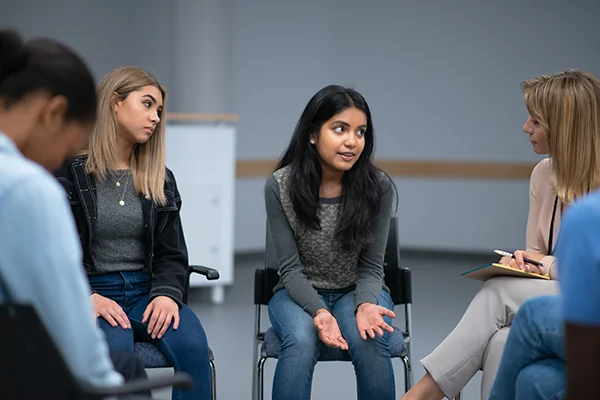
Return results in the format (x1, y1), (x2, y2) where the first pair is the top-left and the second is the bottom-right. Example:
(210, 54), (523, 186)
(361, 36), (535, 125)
(148, 250), (491, 400)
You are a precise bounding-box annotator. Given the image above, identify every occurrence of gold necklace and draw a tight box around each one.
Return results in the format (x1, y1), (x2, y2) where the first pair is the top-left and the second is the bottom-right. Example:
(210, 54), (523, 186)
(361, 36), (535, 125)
(113, 170), (128, 187)
(113, 170), (131, 206)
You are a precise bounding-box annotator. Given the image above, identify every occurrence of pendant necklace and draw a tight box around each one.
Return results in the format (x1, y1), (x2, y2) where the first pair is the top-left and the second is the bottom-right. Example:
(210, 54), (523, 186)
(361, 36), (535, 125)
(113, 170), (130, 206)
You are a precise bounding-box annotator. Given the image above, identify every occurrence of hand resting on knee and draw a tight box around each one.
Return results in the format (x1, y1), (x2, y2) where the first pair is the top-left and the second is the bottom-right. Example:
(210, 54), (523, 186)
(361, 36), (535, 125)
(313, 309), (349, 350)
(91, 293), (131, 330)
(356, 303), (396, 340)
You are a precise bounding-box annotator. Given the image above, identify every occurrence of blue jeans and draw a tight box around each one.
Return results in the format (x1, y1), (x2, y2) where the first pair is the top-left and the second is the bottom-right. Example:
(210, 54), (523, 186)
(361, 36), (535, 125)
(488, 296), (565, 400)
(268, 289), (396, 400)
(88, 271), (211, 400)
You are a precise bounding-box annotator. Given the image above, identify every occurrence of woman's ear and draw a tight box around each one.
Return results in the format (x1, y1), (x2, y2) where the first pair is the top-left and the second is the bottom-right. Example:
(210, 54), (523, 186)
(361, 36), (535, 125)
(40, 95), (68, 135)
(111, 91), (122, 112)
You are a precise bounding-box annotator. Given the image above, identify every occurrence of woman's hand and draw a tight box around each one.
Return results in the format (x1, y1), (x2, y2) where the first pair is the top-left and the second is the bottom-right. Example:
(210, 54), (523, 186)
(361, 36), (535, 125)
(498, 250), (545, 275)
(313, 309), (348, 350)
(355, 303), (396, 340)
(142, 296), (180, 339)
(91, 293), (131, 329)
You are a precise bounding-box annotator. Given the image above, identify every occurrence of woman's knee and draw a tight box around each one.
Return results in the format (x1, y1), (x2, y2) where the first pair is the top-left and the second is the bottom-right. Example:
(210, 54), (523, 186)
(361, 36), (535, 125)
(161, 307), (210, 356)
(521, 296), (559, 312)
(268, 290), (319, 353)
(347, 331), (391, 361)
(97, 318), (135, 352)
(272, 317), (319, 360)
(335, 307), (392, 360)
(280, 325), (319, 355)
(180, 310), (208, 343)
(480, 277), (514, 296)
(515, 360), (565, 400)
(521, 296), (559, 311)
(515, 296), (561, 329)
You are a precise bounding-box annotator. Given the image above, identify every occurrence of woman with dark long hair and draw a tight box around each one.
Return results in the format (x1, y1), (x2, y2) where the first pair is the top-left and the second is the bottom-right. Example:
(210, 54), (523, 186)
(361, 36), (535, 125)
(265, 85), (399, 399)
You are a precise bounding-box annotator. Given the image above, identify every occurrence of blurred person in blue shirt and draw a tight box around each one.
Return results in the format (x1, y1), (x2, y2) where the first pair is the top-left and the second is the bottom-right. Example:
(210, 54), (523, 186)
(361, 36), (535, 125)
(0, 28), (136, 392)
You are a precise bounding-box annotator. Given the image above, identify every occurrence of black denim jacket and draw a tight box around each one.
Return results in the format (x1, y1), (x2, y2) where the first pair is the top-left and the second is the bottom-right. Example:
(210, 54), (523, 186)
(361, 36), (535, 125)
(54, 158), (188, 307)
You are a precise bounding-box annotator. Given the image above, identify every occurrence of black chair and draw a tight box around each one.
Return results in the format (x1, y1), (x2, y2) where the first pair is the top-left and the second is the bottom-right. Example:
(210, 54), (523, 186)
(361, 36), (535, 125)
(252, 217), (413, 399)
(133, 265), (220, 400)
(0, 273), (193, 400)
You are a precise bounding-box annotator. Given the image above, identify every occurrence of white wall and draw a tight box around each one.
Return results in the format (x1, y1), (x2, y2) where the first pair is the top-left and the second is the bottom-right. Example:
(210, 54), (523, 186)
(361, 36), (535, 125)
(3, 0), (599, 253)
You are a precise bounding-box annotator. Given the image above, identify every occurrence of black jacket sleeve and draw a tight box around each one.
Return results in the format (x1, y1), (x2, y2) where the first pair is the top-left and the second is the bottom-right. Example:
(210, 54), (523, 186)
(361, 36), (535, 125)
(149, 169), (188, 307)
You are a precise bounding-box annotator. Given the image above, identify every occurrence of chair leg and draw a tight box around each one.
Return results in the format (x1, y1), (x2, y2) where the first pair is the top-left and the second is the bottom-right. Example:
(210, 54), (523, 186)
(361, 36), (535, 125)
(257, 356), (267, 400)
(251, 343), (260, 400)
(209, 359), (217, 400)
(401, 355), (413, 392)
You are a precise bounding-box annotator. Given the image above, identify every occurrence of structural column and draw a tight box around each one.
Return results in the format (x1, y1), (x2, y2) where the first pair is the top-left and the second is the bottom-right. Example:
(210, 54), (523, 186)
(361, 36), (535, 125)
(170, 0), (233, 305)
(170, 0), (232, 114)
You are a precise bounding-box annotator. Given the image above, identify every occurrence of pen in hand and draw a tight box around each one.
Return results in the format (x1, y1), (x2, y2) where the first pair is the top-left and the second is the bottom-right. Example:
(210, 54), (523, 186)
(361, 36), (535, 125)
(493, 250), (544, 268)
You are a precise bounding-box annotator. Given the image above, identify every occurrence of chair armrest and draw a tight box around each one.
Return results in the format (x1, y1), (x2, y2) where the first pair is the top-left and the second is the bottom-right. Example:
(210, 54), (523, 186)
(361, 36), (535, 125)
(81, 372), (193, 397)
(189, 265), (220, 281)
(399, 266), (412, 304)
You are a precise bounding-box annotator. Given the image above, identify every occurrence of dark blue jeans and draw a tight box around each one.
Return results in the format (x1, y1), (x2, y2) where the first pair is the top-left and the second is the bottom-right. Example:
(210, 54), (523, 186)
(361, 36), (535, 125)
(268, 289), (396, 400)
(89, 271), (211, 400)
(488, 296), (565, 400)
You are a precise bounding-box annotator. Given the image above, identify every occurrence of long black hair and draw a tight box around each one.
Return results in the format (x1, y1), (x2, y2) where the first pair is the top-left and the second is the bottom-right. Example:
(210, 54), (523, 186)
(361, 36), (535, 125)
(0, 29), (96, 123)
(276, 84), (397, 250)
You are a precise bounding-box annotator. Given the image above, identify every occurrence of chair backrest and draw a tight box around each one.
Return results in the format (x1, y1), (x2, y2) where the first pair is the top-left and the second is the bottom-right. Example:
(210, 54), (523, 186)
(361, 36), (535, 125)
(255, 217), (412, 306)
(254, 225), (280, 305)
(0, 273), (85, 399)
(383, 218), (412, 305)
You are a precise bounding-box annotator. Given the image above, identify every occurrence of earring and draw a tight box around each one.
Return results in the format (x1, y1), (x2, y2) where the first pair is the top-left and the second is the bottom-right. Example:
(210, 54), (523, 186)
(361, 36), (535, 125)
(310, 139), (315, 144)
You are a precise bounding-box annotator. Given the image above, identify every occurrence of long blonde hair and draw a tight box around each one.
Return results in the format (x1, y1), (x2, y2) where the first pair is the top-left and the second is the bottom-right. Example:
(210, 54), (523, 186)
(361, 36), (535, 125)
(83, 66), (167, 205)
(522, 70), (600, 205)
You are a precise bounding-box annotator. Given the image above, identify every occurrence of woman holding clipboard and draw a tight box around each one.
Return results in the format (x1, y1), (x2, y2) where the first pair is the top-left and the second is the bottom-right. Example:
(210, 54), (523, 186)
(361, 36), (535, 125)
(401, 70), (600, 400)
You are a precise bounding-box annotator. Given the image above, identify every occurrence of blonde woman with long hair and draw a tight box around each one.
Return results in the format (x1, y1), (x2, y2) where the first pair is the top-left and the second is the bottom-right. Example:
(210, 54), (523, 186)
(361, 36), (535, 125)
(488, 70), (600, 399)
(55, 66), (212, 400)
(402, 70), (600, 400)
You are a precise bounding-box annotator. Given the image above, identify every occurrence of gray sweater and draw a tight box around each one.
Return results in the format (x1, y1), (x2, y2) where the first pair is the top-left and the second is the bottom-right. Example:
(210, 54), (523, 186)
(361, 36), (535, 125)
(265, 166), (395, 316)
(92, 171), (145, 274)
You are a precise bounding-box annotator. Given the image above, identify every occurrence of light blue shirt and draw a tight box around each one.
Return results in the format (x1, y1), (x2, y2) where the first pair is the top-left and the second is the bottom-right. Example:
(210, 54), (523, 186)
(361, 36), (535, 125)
(0, 133), (123, 387)
(558, 188), (600, 326)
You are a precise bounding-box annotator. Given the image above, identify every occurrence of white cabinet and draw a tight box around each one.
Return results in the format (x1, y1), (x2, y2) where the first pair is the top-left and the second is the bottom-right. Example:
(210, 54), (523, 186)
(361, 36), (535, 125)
(165, 122), (236, 304)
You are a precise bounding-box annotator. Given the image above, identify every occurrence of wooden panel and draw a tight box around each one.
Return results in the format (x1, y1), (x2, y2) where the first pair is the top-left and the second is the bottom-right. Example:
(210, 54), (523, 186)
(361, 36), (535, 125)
(236, 159), (277, 178)
(375, 160), (535, 180)
(168, 113), (240, 122)
(235, 159), (536, 180)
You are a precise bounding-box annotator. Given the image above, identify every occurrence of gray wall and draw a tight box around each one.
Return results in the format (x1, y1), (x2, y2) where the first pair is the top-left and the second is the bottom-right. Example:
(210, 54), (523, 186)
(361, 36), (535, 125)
(3, 0), (599, 253)
(0, 0), (172, 90)
(231, 0), (600, 252)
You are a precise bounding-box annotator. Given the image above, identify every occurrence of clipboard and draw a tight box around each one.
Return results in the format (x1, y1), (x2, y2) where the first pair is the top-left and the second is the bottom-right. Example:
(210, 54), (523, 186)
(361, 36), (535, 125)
(461, 263), (551, 281)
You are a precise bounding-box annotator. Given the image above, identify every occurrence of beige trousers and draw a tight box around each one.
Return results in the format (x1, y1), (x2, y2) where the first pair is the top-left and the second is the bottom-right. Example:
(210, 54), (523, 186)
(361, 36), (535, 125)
(420, 277), (560, 400)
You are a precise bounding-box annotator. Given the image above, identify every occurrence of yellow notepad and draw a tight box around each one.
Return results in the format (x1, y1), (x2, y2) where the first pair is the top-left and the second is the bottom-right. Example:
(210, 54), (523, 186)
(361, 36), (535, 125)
(461, 263), (551, 281)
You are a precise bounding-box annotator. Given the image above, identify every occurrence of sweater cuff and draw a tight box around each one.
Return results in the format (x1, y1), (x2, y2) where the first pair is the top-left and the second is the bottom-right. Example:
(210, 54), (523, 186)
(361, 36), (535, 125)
(306, 298), (328, 318)
(150, 285), (184, 308)
(355, 291), (379, 310)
